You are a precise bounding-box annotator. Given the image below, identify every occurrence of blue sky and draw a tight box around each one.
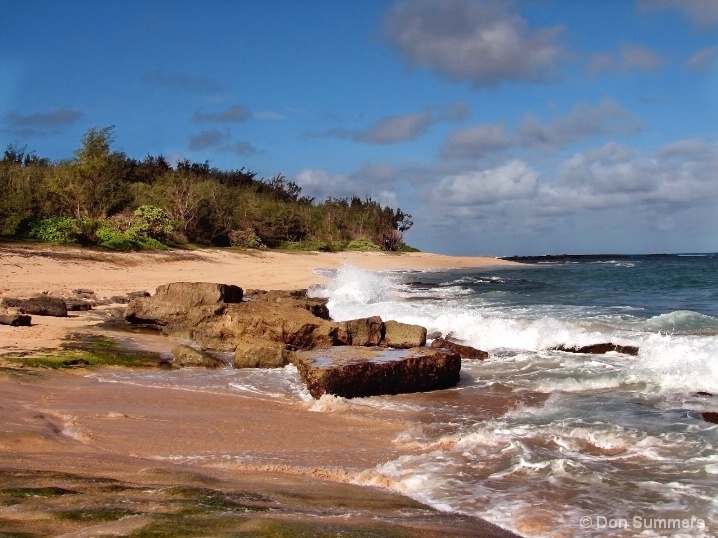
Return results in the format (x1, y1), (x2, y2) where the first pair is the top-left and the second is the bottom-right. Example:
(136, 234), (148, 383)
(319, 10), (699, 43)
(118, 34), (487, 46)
(1, 0), (717, 255)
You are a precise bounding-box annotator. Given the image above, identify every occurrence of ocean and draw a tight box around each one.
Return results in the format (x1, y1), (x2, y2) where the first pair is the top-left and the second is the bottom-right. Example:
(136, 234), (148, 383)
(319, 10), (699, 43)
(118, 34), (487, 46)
(97, 254), (718, 537)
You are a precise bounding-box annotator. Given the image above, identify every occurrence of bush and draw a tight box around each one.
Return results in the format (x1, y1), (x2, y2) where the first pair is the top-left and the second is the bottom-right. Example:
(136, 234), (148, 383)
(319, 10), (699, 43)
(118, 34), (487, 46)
(18, 216), (81, 244)
(95, 225), (140, 251)
(130, 205), (174, 241)
(228, 228), (264, 249)
(345, 237), (381, 252)
(277, 239), (335, 252)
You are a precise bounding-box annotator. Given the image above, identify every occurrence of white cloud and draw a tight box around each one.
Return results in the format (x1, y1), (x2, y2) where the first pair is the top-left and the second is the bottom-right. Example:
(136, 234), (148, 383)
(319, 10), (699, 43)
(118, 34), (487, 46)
(384, 0), (565, 86)
(433, 160), (539, 205)
(293, 163), (399, 202)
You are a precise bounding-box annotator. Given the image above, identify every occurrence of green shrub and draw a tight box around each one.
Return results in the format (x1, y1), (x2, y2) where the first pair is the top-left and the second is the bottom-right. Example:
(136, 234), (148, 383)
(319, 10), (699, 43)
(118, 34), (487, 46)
(95, 225), (140, 251)
(130, 205), (174, 241)
(228, 228), (264, 249)
(19, 216), (81, 243)
(345, 237), (381, 252)
(277, 239), (335, 252)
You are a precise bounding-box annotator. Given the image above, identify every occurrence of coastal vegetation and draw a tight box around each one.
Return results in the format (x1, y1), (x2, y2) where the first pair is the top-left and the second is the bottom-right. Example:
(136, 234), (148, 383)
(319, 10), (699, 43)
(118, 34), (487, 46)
(0, 126), (414, 252)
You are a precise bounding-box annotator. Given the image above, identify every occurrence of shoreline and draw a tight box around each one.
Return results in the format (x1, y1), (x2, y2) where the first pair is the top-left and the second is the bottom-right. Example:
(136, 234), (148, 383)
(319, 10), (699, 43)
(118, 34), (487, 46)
(0, 244), (522, 537)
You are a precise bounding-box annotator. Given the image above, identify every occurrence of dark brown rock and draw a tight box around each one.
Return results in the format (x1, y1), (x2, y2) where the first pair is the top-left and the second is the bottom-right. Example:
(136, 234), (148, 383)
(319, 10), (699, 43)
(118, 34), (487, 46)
(382, 320), (427, 349)
(430, 337), (489, 360)
(293, 346), (461, 399)
(0, 296), (67, 317)
(701, 412), (718, 424)
(0, 313), (32, 326)
(65, 299), (92, 311)
(552, 343), (639, 356)
(172, 344), (225, 368)
(336, 316), (384, 346)
(234, 338), (288, 368)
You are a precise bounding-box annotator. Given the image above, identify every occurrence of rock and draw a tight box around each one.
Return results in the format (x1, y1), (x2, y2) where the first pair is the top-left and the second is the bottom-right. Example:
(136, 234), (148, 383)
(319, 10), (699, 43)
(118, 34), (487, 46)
(382, 320), (427, 349)
(125, 282), (243, 325)
(188, 300), (337, 352)
(293, 346), (461, 399)
(552, 343), (639, 356)
(127, 290), (151, 299)
(701, 412), (718, 424)
(245, 289), (331, 320)
(234, 338), (288, 368)
(72, 288), (96, 298)
(336, 316), (384, 346)
(65, 299), (92, 311)
(172, 344), (225, 368)
(0, 313), (32, 326)
(427, 331), (443, 340)
(430, 337), (489, 360)
(0, 296), (67, 317)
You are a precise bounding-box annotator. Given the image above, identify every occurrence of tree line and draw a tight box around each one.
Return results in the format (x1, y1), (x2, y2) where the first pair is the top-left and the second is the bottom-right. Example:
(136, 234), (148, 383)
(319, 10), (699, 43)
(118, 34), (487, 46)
(0, 126), (414, 251)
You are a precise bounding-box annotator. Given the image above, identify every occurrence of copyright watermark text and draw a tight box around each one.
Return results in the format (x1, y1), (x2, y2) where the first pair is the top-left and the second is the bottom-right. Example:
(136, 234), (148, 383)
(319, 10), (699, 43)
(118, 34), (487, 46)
(579, 515), (706, 531)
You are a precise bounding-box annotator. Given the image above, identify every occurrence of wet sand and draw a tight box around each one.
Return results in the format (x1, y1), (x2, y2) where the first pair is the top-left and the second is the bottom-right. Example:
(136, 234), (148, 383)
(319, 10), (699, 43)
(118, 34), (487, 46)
(0, 244), (523, 536)
(0, 368), (521, 537)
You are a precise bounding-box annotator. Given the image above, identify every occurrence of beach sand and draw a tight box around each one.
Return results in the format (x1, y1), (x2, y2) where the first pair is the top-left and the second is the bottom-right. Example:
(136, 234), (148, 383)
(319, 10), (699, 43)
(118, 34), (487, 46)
(0, 244), (521, 537)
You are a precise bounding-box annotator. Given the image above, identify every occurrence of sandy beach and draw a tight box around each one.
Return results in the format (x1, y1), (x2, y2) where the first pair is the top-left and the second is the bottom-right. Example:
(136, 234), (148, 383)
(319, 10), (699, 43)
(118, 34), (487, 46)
(0, 244), (521, 537)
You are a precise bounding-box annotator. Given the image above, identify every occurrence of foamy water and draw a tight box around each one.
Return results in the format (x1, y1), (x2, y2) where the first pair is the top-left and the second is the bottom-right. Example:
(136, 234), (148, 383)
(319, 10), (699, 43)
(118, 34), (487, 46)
(93, 256), (718, 537)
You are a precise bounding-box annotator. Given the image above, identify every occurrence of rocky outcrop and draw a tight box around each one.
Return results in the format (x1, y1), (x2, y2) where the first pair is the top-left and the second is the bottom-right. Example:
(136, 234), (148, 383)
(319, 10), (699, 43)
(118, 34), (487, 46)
(335, 316), (383, 346)
(0, 313), (32, 326)
(125, 282), (243, 326)
(0, 296), (68, 317)
(234, 338), (288, 368)
(382, 320), (427, 349)
(123, 282), (458, 401)
(292, 346), (461, 399)
(552, 343), (639, 356)
(430, 337), (489, 360)
(172, 345), (225, 368)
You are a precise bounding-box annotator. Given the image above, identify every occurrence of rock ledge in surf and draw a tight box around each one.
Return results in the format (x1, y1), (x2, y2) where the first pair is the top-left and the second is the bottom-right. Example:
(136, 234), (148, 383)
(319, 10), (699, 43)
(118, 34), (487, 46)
(292, 346), (461, 399)
(552, 343), (639, 356)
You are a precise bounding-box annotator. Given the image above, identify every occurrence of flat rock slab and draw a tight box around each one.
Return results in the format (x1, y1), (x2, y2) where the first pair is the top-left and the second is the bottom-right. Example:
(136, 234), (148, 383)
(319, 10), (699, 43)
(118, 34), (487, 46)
(292, 346), (461, 399)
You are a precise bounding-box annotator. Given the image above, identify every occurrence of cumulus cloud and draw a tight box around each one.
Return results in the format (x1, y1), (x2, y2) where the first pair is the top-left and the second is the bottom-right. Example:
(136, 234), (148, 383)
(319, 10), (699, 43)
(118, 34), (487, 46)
(143, 70), (223, 94)
(439, 99), (642, 159)
(193, 105), (251, 123)
(384, 0), (565, 86)
(189, 129), (228, 150)
(588, 43), (666, 75)
(433, 160), (539, 205)
(638, 0), (718, 30)
(440, 124), (511, 159)
(354, 110), (433, 144)
(293, 163), (398, 202)
(554, 140), (718, 211)
(4, 107), (83, 127)
(686, 46), (717, 72)
(517, 99), (643, 148)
